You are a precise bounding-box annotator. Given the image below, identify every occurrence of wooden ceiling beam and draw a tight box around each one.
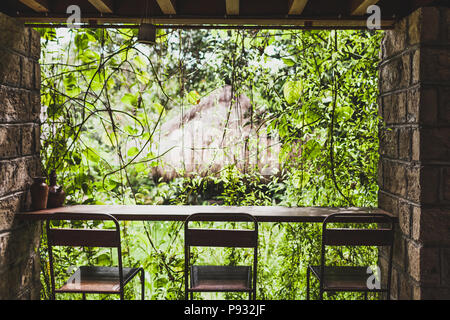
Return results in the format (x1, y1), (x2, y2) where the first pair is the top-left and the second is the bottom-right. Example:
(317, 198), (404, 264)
(18, 0), (49, 12)
(88, 0), (114, 14)
(156, 0), (177, 15)
(226, 0), (239, 15)
(288, 0), (308, 15)
(350, 0), (381, 16)
(19, 15), (395, 29)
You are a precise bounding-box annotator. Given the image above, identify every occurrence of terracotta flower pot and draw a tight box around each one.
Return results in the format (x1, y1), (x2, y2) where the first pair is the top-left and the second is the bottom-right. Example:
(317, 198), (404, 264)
(30, 177), (49, 210)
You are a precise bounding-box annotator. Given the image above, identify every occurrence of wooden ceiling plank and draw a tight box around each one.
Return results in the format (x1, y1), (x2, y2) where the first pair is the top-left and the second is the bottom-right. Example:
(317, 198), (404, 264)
(350, 0), (381, 16)
(88, 0), (114, 14)
(226, 0), (239, 15)
(18, 15), (396, 29)
(288, 0), (308, 15)
(18, 0), (49, 13)
(156, 0), (177, 15)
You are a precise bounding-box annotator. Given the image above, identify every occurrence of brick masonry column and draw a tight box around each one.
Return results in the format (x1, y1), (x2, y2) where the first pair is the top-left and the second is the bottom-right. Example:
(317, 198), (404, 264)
(378, 6), (450, 299)
(0, 13), (42, 299)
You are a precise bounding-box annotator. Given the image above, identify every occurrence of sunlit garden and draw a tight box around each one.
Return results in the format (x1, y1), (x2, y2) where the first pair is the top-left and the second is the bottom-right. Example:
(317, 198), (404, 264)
(36, 27), (383, 300)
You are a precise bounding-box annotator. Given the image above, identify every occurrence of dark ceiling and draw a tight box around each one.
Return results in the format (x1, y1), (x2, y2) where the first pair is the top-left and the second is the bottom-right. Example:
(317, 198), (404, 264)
(0, 0), (447, 29)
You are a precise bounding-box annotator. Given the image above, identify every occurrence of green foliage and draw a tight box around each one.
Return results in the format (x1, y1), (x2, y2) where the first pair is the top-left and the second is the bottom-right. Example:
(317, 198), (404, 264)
(37, 27), (383, 300)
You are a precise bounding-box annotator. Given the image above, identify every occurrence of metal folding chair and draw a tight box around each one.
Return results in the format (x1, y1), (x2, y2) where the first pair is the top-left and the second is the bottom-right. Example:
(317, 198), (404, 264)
(306, 213), (394, 300)
(184, 212), (258, 300)
(46, 213), (145, 300)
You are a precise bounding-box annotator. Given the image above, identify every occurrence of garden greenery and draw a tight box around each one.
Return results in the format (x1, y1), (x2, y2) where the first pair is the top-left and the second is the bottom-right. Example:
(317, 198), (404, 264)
(37, 27), (383, 300)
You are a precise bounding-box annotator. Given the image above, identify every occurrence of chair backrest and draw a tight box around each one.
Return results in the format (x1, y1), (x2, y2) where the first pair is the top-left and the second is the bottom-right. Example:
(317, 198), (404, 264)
(184, 212), (259, 296)
(321, 213), (394, 248)
(184, 212), (258, 249)
(46, 213), (124, 299)
(319, 212), (395, 293)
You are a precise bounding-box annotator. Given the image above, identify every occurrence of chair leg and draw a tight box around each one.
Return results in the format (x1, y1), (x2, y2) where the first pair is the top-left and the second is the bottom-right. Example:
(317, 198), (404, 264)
(249, 289), (256, 300)
(140, 269), (145, 300)
(306, 267), (310, 300)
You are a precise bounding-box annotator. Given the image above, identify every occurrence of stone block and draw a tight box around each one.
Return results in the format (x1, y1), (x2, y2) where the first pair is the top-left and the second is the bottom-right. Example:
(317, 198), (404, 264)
(0, 13), (26, 55)
(445, 7), (450, 43)
(412, 207), (450, 246)
(407, 242), (440, 285)
(420, 87), (438, 125)
(407, 88), (420, 124)
(0, 86), (41, 124)
(380, 53), (411, 93)
(397, 272), (413, 300)
(411, 206), (421, 242)
(406, 165), (421, 204)
(29, 90), (41, 119)
(420, 166), (440, 204)
(411, 128), (420, 161)
(383, 91), (406, 124)
(0, 50), (21, 87)
(438, 86), (450, 125)
(11, 28), (30, 57)
(421, 128), (450, 163)
(421, 48), (450, 83)
(33, 62), (41, 90)
(378, 158), (383, 187)
(0, 156), (40, 196)
(398, 127), (411, 161)
(379, 127), (398, 159)
(408, 7), (441, 45)
(34, 125), (41, 155)
(29, 29), (41, 61)
(0, 223), (40, 271)
(390, 267), (399, 299)
(21, 124), (36, 156)
(0, 223), (41, 300)
(0, 191), (28, 232)
(443, 168), (450, 202)
(393, 226), (406, 268)
(413, 286), (450, 300)
(421, 7), (441, 43)
(378, 190), (399, 215)
(408, 9), (421, 46)
(21, 57), (34, 90)
(382, 18), (407, 59)
(0, 125), (21, 158)
(383, 160), (406, 197)
(398, 200), (412, 237)
(411, 49), (420, 86)
(442, 248), (450, 286)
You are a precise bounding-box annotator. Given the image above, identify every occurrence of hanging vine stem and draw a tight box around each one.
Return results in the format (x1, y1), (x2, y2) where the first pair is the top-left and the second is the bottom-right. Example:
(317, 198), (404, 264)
(328, 30), (352, 205)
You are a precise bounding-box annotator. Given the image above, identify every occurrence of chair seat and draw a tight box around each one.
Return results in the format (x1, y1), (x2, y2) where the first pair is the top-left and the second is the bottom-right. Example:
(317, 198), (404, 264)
(309, 266), (385, 291)
(57, 266), (141, 294)
(190, 265), (252, 292)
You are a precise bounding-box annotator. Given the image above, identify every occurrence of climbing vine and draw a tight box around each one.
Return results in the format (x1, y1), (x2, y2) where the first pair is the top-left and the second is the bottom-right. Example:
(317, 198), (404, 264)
(37, 27), (383, 300)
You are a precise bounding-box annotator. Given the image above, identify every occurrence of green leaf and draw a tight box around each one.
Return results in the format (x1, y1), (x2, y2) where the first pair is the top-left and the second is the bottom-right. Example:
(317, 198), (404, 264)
(127, 146), (140, 157)
(336, 106), (354, 121)
(283, 80), (303, 105)
(282, 58), (296, 66)
(121, 93), (138, 107)
(187, 90), (201, 105)
(85, 148), (100, 162)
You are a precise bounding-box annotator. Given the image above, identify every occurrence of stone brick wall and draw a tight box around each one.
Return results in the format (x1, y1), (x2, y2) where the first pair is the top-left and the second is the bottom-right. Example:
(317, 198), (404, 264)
(378, 6), (450, 299)
(0, 13), (42, 299)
